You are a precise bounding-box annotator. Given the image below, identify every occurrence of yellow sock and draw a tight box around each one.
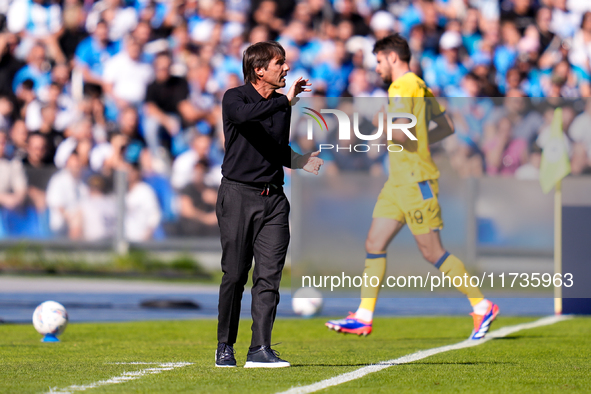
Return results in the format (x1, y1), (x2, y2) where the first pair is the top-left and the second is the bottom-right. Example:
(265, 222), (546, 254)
(435, 252), (484, 307)
(358, 251), (387, 313)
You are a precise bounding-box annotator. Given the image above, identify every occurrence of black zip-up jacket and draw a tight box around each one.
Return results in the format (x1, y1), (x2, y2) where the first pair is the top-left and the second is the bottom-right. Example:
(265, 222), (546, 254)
(221, 82), (303, 186)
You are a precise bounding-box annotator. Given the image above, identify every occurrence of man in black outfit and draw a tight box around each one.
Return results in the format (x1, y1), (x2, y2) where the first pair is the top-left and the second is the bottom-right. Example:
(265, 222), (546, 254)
(215, 41), (322, 368)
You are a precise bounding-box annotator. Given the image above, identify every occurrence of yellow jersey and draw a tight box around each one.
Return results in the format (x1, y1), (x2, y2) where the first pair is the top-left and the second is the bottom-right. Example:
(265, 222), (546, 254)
(386, 72), (445, 186)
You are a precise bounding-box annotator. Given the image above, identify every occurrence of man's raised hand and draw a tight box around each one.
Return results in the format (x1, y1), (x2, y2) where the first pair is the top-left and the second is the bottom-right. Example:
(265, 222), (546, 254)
(286, 77), (312, 105)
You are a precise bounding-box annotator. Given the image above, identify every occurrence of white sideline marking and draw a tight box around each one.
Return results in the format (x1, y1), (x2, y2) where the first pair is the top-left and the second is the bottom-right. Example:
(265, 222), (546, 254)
(279, 315), (571, 394)
(46, 362), (192, 393)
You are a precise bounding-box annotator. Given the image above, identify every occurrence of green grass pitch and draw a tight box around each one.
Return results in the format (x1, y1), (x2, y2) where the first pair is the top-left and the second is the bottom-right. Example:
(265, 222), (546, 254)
(1, 316), (590, 393)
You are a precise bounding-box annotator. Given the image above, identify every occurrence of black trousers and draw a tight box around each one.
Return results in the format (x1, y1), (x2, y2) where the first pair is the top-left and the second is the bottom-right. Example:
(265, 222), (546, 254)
(216, 177), (290, 349)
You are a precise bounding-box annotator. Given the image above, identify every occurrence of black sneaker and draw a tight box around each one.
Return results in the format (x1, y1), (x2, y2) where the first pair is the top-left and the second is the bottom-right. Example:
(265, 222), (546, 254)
(244, 346), (290, 368)
(215, 343), (236, 367)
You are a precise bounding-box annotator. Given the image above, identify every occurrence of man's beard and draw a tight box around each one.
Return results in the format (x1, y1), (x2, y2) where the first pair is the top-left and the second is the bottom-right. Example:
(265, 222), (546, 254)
(380, 66), (393, 86)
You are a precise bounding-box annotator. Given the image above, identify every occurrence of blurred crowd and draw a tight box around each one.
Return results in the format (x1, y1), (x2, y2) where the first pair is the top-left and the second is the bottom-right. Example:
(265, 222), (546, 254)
(443, 96), (591, 178)
(1, 0), (591, 241)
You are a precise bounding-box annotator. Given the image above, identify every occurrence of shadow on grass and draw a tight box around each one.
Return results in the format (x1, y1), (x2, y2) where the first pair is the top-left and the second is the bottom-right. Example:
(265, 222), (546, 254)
(289, 363), (377, 367)
(384, 337), (466, 341)
(0, 344), (42, 348)
(290, 360), (515, 367)
(492, 335), (558, 340)
(402, 361), (516, 366)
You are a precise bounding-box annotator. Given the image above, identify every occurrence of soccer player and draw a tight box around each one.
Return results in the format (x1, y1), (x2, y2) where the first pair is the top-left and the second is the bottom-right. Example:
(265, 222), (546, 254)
(325, 34), (498, 340)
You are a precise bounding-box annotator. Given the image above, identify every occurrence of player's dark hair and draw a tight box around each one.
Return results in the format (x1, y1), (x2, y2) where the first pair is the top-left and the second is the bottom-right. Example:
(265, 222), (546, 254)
(242, 41), (285, 84)
(372, 34), (411, 63)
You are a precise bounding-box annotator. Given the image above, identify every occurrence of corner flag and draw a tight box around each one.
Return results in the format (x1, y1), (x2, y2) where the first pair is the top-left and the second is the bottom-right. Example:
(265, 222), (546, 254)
(539, 107), (571, 194)
(539, 107), (571, 315)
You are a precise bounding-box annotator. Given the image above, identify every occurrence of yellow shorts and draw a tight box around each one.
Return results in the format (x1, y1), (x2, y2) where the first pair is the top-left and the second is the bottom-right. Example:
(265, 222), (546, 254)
(372, 179), (443, 235)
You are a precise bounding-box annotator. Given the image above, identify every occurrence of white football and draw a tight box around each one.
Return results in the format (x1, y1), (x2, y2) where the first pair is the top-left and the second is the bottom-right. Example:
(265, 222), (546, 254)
(292, 287), (323, 317)
(32, 301), (69, 336)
